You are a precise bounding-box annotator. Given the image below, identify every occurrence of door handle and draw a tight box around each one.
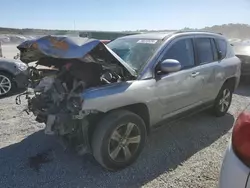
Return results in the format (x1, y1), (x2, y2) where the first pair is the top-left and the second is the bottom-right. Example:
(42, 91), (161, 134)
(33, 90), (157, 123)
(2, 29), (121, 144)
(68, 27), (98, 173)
(191, 72), (200, 77)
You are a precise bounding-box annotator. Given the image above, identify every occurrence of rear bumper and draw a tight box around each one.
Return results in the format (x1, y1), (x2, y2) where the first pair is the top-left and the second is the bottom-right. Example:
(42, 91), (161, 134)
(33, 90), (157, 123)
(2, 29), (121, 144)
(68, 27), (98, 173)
(219, 144), (250, 188)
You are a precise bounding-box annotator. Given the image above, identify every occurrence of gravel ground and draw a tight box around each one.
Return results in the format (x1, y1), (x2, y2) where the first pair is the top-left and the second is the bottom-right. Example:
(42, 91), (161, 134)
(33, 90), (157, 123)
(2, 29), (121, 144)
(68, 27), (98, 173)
(1, 44), (250, 188)
(0, 83), (249, 188)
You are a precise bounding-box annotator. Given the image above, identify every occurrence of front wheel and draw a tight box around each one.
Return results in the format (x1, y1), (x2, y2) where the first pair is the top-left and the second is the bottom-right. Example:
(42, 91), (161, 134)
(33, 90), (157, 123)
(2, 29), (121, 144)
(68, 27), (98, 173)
(212, 84), (233, 117)
(91, 110), (147, 171)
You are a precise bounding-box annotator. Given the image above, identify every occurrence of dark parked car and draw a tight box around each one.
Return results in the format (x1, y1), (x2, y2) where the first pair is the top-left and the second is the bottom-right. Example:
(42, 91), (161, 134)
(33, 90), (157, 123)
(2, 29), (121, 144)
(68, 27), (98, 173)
(0, 58), (29, 96)
(233, 44), (250, 80)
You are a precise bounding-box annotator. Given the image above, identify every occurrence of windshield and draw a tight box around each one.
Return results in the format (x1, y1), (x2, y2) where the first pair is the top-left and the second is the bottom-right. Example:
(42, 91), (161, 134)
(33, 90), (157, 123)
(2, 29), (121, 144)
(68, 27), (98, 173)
(107, 38), (162, 71)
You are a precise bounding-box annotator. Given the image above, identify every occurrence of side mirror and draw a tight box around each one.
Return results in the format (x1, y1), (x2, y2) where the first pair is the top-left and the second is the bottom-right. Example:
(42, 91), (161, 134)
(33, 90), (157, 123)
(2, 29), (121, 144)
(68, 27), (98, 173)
(160, 59), (181, 73)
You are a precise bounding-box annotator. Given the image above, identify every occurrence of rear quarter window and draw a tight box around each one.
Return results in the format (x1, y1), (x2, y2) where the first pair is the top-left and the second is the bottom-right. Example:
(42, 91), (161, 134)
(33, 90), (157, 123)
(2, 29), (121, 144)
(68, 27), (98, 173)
(226, 42), (235, 58)
(195, 38), (214, 64)
(216, 39), (228, 59)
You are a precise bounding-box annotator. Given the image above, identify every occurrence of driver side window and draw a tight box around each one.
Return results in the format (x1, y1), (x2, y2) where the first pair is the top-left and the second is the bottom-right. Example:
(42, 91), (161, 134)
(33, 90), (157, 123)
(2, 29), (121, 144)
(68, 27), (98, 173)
(162, 38), (195, 70)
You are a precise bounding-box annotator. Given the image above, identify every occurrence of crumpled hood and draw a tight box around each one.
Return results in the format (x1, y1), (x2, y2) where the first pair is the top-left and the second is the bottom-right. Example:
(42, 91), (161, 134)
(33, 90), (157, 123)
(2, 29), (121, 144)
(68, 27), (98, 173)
(17, 35), (136, 77)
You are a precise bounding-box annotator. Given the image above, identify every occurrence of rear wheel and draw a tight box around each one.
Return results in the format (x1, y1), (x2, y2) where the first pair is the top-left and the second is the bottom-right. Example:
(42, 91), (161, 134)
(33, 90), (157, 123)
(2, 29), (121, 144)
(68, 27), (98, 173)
(91, 110), (147, 171)
(212, 84), (233, 117)
(0, 72), (14, 96)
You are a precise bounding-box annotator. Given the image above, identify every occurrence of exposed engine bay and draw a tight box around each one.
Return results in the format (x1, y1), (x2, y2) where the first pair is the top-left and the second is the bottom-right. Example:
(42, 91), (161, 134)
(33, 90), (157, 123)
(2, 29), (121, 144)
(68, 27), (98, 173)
(16, 58), (130, 154)
(15, 35), (136, 154)
(29, 58), (122, 117)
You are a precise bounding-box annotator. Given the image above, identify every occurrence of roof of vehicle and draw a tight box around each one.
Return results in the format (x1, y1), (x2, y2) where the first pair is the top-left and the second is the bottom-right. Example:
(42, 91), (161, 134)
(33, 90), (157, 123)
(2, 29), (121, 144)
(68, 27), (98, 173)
(119, 30), (225, 40)
(119, 32), (175, 40)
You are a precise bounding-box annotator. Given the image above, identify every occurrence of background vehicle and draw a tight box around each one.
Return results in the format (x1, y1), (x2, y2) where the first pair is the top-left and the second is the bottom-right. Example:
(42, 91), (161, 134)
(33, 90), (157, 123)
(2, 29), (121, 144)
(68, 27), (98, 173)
(233, 43), (250, 82)
(0, 58), (28, 96)
(18, 31), (241, 171)
(219, 106), (250, 188)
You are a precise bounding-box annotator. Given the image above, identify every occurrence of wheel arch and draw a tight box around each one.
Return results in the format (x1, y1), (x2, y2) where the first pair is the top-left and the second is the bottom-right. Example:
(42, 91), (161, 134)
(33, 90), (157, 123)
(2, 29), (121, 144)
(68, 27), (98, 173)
(114, 103), (151, 135)
(87, 103), (151, 148)
(223, 76), (237, 91)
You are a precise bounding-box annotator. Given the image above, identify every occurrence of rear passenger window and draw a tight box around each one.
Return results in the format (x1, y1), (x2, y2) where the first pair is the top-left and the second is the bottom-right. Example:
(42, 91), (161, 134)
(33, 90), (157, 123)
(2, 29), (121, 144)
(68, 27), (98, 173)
(163, 39), (195, 69)
(195, 38), (214, 64)
(217, 39), (227, 59)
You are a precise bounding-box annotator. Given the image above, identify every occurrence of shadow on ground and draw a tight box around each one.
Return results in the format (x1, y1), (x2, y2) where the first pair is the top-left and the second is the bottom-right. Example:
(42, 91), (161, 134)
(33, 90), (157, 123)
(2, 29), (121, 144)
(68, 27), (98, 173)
(0, 88), (26, 99)
(0, 111), (234, 188)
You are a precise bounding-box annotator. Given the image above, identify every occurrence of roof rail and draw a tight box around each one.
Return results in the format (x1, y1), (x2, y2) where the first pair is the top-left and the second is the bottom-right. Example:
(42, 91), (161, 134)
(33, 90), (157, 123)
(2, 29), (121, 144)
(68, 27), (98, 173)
(174, 30), (223, 35)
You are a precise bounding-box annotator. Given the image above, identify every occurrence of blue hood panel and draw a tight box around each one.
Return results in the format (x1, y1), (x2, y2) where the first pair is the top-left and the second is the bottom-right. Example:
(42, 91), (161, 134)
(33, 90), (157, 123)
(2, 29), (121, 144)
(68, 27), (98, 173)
(17, 35), (136, 76)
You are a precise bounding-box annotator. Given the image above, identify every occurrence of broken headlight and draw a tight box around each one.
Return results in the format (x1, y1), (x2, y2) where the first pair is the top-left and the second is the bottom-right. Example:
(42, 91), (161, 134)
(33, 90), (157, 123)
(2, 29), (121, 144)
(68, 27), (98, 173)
(15, 62), (28, 71)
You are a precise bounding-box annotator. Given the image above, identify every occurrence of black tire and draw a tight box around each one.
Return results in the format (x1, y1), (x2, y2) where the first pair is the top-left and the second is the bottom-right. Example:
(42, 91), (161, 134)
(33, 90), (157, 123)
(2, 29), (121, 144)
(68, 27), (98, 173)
(211, 83), (233, 117)
(0, 71), (15, 97)
(91, 109), (147, 171)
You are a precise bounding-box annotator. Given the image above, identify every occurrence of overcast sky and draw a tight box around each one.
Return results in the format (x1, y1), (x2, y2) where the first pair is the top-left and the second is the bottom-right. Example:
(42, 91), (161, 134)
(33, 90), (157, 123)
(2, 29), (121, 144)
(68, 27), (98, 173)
(1, 0), (250, 31)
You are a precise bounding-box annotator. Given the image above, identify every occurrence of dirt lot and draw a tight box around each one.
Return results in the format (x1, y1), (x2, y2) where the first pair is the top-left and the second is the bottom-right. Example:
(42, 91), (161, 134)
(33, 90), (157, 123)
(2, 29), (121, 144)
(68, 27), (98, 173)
(0, 83), (249, 188)
(1, 43), (250, 188)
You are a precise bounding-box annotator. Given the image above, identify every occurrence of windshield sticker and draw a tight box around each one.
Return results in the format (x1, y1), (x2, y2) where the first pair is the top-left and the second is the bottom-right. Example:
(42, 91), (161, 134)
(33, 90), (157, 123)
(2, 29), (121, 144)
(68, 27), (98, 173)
(137, 40), (158, 44)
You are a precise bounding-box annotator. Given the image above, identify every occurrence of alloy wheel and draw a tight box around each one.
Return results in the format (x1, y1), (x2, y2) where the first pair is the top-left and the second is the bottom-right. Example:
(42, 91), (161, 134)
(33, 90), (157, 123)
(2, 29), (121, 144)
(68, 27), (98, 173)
(0, 75), (11, 95)
(108, 122), (141, 162)
(219, 88), (231, 112)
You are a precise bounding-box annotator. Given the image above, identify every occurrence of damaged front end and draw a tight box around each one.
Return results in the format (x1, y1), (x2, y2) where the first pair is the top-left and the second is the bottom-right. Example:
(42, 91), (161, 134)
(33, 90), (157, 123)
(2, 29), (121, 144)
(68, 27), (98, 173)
(16, 35), (136, 154)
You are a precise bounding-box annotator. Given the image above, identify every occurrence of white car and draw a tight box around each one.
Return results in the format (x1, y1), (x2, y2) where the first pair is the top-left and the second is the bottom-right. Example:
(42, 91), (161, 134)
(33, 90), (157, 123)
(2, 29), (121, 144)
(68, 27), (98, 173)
(219, 110), (250, 188)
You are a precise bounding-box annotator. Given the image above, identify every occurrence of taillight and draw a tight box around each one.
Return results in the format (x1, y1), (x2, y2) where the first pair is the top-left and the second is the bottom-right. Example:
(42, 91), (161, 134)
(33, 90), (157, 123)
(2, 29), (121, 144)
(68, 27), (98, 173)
(232, 112), (250, 166)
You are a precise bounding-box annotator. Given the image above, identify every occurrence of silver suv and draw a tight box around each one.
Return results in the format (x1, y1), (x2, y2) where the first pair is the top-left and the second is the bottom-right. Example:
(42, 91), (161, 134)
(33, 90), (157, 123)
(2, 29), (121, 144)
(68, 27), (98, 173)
(18, 32), (241, 171)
